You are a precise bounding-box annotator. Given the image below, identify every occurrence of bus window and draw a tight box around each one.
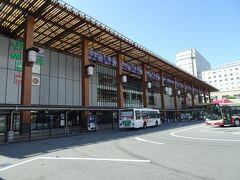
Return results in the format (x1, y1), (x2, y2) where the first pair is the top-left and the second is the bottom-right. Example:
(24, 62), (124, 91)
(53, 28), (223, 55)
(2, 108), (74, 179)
(135, 110), (142, 120)
(121, 110), (133, 119)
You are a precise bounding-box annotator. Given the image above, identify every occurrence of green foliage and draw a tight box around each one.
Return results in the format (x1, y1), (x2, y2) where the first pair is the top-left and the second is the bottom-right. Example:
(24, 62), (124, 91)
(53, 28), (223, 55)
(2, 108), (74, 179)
(227, 96), (237, 99)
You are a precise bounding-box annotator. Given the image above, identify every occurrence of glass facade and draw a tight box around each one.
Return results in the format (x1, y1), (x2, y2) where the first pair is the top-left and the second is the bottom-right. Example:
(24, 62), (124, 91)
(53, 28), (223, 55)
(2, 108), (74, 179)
(97, 64), (117, 107)
(123, 76), (143, 108)
(148, 80), (160, 107)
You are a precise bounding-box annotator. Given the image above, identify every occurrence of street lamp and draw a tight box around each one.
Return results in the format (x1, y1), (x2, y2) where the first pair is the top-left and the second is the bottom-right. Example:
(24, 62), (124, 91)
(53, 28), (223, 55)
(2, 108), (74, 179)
(147, 82), (152, 89)
(28, 47), (39, 64)
(122, 75), (127, 83)
(86, 64), (95, 76)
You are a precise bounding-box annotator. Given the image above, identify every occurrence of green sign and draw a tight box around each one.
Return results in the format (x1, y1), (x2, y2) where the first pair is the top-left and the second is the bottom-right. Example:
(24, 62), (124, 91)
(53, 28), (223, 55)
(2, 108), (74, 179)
(10, 40), (23, 51)
(10, 51), (21, 61)
(36, 56), (44, 65)
(15, 61), (22, 71)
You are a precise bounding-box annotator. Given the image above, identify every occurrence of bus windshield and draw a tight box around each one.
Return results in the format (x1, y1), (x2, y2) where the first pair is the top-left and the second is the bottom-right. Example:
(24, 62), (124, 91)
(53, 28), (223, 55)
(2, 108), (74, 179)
(121, 110), (133, 119)
(206, 104), (222, 121)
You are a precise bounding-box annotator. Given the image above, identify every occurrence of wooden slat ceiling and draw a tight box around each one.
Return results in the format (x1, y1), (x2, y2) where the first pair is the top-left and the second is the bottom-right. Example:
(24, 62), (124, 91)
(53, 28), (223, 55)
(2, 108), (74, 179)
(0, 0), (218, 91)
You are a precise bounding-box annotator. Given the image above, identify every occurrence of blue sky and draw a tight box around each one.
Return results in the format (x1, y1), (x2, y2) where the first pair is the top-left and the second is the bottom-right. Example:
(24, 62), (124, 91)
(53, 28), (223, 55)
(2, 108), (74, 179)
(64, 0), (239, 69)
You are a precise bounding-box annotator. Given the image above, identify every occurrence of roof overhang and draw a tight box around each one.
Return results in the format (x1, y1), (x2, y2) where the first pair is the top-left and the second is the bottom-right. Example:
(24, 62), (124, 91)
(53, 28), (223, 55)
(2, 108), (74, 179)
(0, 0), (218, 92)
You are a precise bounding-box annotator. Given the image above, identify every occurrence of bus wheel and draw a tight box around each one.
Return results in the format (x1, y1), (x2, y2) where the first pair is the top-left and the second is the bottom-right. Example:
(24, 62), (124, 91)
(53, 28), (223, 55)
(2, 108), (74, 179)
(235, 119), (240, 127)
(143, 122), (147, 129)
(155, 121), (158, 126)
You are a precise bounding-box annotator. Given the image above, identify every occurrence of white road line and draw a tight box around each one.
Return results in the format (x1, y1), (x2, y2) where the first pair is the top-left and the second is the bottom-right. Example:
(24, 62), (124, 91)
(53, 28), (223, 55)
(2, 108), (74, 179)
(135, 137), (165, 145)
(171, 125), (240, 142)
(38, 156), (151, 163)
(0, 156), (150, 172)
(0, 157), (39, 172)
(231, 132), (240, 135)
(200, 130), (225, 133)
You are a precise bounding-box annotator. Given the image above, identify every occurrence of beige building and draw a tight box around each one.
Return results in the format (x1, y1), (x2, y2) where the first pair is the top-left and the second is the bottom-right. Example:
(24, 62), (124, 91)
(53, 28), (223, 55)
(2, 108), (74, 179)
(202, 61), (240, 100)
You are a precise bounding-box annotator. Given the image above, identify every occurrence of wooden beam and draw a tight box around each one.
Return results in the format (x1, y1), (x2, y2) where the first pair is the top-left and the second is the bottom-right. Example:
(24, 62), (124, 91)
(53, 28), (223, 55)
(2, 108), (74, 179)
(142, 63), (148, 108)
(116, 54), (124, 108)
(173, 77), (178, 111)
(20, 15), (35, 133)
(183, 82), (188, 110)
(192, 85), (195, 108)
(81, 38), (90, 130)
(160, 71), (165, 110)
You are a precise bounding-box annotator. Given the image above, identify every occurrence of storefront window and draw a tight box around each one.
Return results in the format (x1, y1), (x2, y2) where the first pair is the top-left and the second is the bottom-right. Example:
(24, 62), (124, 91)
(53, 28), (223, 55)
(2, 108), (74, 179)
(0, 115), (7, 133)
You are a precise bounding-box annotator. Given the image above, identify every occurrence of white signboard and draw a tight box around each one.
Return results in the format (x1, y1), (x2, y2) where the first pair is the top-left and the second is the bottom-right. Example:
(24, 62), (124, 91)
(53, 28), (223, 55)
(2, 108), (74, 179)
(32, 64), (40, 74)
(32, 76), (40, 86)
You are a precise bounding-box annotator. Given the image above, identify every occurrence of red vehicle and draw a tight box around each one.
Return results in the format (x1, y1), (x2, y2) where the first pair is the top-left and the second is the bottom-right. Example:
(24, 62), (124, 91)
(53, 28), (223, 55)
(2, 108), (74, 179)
(205, 104), (240, 127)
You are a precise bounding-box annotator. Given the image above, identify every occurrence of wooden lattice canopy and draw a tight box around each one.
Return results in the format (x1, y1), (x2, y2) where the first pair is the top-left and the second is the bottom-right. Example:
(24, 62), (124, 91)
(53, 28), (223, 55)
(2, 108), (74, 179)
(0, 0), (218, 91)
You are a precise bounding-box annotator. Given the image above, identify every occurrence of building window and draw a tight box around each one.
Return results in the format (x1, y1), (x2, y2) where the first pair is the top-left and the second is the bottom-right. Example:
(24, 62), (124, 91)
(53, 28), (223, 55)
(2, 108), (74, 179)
(97, 64), (117, 107)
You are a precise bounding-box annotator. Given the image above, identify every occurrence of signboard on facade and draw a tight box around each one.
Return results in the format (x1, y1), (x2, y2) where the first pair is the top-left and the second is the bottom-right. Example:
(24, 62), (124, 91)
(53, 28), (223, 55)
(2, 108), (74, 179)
(10, 39), (23, 51)
(15, 74), (22, 84)
(32, 64), (41, 74)
(15, 61), (22, 71)
(15, 74), (40, 86)
(32, 76), (40, 86)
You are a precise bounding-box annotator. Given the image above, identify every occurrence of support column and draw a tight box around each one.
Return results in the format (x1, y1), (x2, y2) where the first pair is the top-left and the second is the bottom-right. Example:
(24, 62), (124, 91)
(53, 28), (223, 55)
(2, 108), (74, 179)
(183, 82), (188, 110)
(116, 54), (124, 108)
(204, 90), (207, 103)
(208, 90), (211, 103)
(173, 77), (177, 111)
(20, 15), (35, 133)
(191, 85), (195, 108)
(160, 71), (165, 110)
(81, 38), (90, 130)
(198, 87), (201, 104)
(142, 63), (148, 108)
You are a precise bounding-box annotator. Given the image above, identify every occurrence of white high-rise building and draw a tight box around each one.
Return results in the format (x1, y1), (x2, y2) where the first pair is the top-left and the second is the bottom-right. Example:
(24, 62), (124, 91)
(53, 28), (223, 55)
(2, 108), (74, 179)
(176, 49), (211, 79)
(202, 61), (240, 100)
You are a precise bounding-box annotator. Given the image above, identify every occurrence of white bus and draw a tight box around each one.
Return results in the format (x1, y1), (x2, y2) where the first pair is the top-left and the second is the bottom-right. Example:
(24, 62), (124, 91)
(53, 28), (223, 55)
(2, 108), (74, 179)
(119, 108), (161, 128)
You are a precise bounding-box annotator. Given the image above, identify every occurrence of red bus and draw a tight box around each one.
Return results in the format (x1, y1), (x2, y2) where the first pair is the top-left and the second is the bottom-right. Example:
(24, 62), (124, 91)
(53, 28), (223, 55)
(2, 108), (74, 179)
(205, 104), (240, 127)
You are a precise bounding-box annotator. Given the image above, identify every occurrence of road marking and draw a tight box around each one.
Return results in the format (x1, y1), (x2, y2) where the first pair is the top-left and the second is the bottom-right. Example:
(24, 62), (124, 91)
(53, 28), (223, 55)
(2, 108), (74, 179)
(171, 125), (240, 142)
(0, 156), (150, 172)
(0, 157), (39, 172)
(135, 137), (165, 145)
(231, 132), (240, 135)
(38, 156), (151, 163)
(200, 130), (225, 133)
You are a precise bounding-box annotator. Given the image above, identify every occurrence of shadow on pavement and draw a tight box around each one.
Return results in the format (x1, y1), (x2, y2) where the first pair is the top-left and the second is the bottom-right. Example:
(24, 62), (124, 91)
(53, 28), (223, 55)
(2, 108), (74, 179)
(0, 121), (204, 159)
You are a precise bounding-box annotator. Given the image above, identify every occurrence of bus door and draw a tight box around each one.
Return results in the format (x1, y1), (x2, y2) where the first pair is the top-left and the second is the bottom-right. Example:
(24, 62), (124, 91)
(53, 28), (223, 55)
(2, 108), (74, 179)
(222, 106), (231, 125)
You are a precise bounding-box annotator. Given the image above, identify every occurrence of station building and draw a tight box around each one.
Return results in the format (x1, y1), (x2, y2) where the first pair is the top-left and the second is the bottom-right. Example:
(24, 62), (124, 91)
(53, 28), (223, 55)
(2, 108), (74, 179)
(0, 0), (217, 143)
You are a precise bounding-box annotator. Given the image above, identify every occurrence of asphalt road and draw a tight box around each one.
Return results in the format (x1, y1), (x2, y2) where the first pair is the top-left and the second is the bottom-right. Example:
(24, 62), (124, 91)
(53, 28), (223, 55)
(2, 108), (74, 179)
(0, 122), (240, 180)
